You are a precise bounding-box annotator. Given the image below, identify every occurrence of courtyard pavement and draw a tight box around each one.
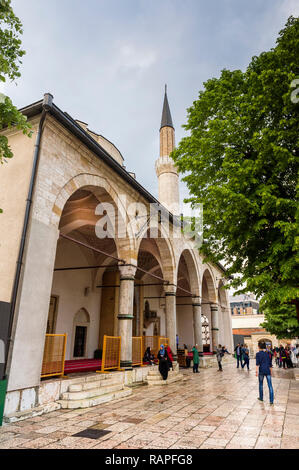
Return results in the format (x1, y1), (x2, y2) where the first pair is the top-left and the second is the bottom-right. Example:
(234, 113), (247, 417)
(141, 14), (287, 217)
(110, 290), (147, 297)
(0, 363), (299, 450)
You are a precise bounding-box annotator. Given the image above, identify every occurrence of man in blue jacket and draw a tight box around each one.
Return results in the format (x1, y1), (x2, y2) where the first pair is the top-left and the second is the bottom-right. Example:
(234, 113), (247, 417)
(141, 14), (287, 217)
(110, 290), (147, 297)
(234, 343), (243, 368)
(256, 341), (274, 404)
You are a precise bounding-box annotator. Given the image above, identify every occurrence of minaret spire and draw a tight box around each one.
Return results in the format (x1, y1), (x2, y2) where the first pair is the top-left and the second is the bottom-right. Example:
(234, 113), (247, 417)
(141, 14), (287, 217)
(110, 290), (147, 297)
(155, 85), (180, 215)
(160, 84), (174, 130)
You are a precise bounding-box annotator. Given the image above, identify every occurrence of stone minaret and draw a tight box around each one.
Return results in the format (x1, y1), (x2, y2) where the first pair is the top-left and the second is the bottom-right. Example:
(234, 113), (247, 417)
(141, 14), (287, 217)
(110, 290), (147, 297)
(155, 85), (180, 215)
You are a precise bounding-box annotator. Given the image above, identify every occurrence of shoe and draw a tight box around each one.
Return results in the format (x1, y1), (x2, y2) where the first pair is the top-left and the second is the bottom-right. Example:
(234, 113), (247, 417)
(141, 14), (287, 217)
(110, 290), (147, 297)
(258, 398), (263, 402)
(270, 402), (274, 405)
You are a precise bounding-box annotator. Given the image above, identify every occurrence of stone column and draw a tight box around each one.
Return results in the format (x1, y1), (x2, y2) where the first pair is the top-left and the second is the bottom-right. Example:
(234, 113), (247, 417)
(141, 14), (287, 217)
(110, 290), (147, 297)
(164, 285), (177, 359)
(7, 219), (60, 392)
(192, 297), (203, 354)
(117, 265), (136, 369)
(211, 303), (220, 353)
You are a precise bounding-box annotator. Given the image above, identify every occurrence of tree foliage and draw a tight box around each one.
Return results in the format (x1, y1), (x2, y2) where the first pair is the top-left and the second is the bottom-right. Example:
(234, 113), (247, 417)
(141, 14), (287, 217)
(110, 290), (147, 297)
(171, 16), (299, 336)
(0, 0), (31, 212)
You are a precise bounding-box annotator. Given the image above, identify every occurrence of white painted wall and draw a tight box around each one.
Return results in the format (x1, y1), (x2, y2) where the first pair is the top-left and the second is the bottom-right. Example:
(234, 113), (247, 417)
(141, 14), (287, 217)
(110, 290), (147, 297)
(51, 238), (101, 360)
(142, 283), (166, 336)
(232, 314), (265, 329)
(177, 305), (193, 349)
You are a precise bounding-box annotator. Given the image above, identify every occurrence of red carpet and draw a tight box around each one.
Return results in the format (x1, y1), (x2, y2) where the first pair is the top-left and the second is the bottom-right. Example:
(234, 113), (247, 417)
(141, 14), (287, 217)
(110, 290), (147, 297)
(64, 359), (102, 374)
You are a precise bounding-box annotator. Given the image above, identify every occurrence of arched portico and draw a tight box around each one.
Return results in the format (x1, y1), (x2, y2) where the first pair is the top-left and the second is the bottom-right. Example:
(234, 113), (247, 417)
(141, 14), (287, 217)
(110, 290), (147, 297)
(217, 280), (233, 352)
(176, 249), (202, 352)
(136, 229), (177, 355)
(201, 267), (217, 352)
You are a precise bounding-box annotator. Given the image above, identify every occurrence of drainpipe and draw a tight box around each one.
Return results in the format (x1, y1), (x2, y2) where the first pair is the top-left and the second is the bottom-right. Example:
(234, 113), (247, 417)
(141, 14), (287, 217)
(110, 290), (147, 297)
(4, 93), (53, 380)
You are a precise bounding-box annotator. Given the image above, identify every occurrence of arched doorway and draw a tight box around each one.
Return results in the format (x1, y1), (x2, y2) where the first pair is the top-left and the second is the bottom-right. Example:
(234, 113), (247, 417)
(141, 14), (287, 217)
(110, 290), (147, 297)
(72, 308), (90, 359)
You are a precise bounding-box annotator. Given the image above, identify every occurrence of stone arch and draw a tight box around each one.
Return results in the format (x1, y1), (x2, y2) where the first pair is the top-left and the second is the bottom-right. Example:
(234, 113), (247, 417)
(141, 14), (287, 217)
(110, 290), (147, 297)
(218, 279), (228, 308)
(201, 267), (217, 304)
(50, 173), (135, 259)
(176, 248), (201, 297)
(136, 227), (176, 285)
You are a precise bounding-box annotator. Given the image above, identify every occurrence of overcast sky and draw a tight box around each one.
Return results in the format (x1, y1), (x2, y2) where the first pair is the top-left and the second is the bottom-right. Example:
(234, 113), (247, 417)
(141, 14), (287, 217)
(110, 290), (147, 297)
(3, 0), (299, 203)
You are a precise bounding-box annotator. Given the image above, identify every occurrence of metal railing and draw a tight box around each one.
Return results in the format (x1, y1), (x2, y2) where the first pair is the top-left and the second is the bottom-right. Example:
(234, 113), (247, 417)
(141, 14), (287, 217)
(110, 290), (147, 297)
(41, 334), (67, 378)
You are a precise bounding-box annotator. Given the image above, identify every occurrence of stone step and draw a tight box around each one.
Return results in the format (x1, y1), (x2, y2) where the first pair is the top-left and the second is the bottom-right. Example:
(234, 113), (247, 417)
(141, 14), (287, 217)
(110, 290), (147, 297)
(61, 383), (124, 401)
(146, 374), (184, 386)
(58, 387), (132, 409)
(69, 375), (122, 392)
(147, 369), (180, 377)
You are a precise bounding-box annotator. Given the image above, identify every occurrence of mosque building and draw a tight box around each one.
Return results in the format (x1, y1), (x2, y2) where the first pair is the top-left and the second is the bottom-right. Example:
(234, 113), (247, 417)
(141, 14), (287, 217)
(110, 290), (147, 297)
(0, 88), (233, 421)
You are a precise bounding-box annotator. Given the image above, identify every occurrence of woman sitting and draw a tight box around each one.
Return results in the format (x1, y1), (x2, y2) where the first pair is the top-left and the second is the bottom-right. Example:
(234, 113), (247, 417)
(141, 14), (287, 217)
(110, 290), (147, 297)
(157, 344), (169, 380)
(143, 347), (155, 365)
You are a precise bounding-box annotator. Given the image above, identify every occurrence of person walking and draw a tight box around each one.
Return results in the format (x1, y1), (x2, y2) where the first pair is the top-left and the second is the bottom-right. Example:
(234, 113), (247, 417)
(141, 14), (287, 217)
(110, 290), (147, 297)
(216, 344), (224, 371)
(192, 344), (200, 373)
(291, 344), (299, 368)
(266, 344), (273, 367)
(166, 345), (174, 371)
(157, 344), (169, 381)
(241, 344), (250, 370)
(273, 348), (279, 367)
(234, 343), (243, 368)
(256, 341), (274, 405)
(280, 346), (287, 369)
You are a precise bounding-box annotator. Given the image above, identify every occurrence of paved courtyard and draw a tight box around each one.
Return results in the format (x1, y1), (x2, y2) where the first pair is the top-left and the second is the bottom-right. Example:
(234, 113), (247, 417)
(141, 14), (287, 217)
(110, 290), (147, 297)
(1, 363), (299, 449)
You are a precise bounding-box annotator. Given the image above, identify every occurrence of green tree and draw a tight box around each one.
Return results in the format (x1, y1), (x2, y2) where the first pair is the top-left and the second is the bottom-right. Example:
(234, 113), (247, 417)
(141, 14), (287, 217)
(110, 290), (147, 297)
(0, 0), (31, 212)
(171, 16), (299, 336)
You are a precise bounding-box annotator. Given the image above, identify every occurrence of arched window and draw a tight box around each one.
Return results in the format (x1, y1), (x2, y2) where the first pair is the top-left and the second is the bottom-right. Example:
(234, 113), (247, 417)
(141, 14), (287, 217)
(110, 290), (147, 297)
(72, 308), (90, 359)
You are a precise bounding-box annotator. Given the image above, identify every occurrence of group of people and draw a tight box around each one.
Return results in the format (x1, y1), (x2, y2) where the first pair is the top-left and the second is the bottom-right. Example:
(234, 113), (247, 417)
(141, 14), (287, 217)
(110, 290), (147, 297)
(234, 343), (251, 370)
(144, 341), (299, 388)
(273, 345), (299, 369)
(143, 344), (174, 381)
(234, 342), (299, 371)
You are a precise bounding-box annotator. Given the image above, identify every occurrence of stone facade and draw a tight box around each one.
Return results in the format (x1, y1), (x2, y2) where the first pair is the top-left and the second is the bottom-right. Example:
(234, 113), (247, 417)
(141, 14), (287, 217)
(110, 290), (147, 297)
(0, 92), (233, 420)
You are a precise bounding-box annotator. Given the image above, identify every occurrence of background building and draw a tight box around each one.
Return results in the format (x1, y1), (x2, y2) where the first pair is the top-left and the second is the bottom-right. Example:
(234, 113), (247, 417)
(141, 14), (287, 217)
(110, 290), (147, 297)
(230, 294), (292, 355)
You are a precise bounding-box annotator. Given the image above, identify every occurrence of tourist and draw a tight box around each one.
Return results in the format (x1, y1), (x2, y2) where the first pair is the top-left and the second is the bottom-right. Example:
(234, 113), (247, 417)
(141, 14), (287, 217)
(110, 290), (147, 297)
(273, 348), (279, 366)
(285, 346), (293, 368)
(157, 344), (169, 380)
(291, 344), (299, 368)
(256, 341), (274, 405)
(143, 347), (155, 365)
(184, 344), (191, 368)
(279, 346), (287, 369)
(266, 344), (273, 367)
(216, 344), (224, 371)
(166, 345), (174, 371)
(234, 343), (243, 368)
(241, 344), (250, 370)
(192, 344), (200, 373)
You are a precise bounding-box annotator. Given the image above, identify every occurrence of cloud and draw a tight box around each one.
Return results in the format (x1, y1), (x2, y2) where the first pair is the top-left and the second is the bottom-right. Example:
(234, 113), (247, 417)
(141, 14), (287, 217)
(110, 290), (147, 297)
(5, 0), (298, 202)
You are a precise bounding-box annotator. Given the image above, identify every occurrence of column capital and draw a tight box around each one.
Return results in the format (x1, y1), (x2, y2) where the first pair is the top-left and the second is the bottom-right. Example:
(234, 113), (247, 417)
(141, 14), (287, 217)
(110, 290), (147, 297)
(119, 264), (137, 280)
(210, 303), (219, 311)
(192, 296), (201, 306)
(164, 284), (176, 296)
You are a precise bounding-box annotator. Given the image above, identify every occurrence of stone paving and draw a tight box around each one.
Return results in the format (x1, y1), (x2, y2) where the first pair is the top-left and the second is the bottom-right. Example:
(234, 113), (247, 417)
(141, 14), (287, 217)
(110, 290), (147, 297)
(0, 363), (298, 449)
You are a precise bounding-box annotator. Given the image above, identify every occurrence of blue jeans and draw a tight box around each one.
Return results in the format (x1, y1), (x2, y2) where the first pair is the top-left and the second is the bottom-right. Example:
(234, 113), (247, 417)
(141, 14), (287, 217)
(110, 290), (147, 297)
(236, 355), (243, 368)
(242, 356), (250, 369)
(259, 374), (274, 403)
